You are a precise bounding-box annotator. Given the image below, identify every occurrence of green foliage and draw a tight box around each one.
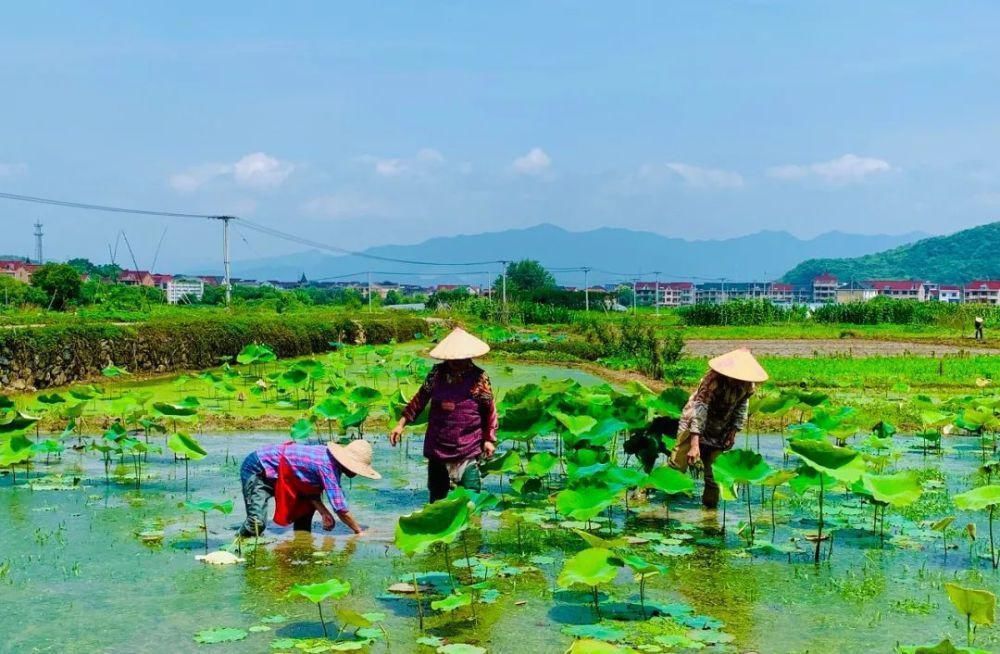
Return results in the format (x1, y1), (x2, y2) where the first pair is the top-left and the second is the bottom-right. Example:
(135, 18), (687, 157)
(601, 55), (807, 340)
(556, 547), (621, 588)
(395, 490), (471, 555)
(678, 300), (804, 326)
(500, 259), (557, 294)
(287, 578), (351, 603)
(30, 262), (83, 310)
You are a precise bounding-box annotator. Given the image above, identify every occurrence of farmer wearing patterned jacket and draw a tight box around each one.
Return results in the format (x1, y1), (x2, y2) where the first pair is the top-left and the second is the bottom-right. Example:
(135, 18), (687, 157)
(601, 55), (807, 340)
(389, 327), (499, 502)
(237, 439), (381, 537)
(669, 348), (768, 509)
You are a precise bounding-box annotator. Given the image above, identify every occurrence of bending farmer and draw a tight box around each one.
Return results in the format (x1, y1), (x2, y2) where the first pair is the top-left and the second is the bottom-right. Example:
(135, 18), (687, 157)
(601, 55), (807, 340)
(389, 327), (498, 502)
(669, 348), (767, 509)
(238, 440), (381, 537)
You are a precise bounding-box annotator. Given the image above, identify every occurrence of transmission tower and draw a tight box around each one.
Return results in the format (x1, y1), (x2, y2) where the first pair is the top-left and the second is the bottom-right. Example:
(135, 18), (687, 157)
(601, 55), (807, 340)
(33, 221), (43, 263)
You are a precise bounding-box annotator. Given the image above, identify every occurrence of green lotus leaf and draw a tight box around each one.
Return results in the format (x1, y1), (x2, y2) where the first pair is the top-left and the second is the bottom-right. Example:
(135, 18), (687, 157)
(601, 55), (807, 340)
(153, 402), (198, 418)
(562, 624), (626, 641)
(555, 486), (621, 521)
(861, 471), (923, 507)
(711, 449), (772, 487)
(787, 422), (827, 440)
(577, 418), (629, 447)
(0, 395), (15, 410)
(395, 493), (471, 555)
(616, 551), (667, 578)
(279, 368), (309, 387)
(572, 528), (628, 550)
(788, 439), (864, 483)
(334, 608), (373, 629)
(795, 391), (829, 407)
(551, 411), (598, 437)
(349, 386), (382, 405)
(644, 466), (695, 496)
(30, 439), (63, 455)
(754, 392), (799, 416)
(314, 397), (349, 421)
(185, 499), (234, 515)
(436, 645), (486, 654)
(0, 411), (40, 435)
(509, 475), (543, 496)
(101, 365), (129, 378)
(761, 469), (797, 487)
(871, 420), (897, 439)
(500, 400), (544, 432)
(167, 432), (208, 460)
(480, 449), (521, 475)
(287, 578), (351, 603)
(525, 452), (559, 477)
(0, 434), (34, 466)
(431, 592), (472, 612)
(557, 547), (621, 588)
(36, 393), (66, 405)
(645, 387), (689, 419)
(944, 582), (996, 626)
(920, 411), (952, 428)
(565, 640), (636, 654)
(898, 639), (990, 654)
(340, 407), (369, 430)
(193, 627), (248, 644)
(953, 485), (1000, 511)
(600, 465), (648, 491)
(290, 418), (316, 442)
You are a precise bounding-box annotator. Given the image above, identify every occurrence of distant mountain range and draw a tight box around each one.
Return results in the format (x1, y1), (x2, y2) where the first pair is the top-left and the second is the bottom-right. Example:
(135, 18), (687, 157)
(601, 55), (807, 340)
(227, 224), (926, 286)
(781, 221), (1000, 286)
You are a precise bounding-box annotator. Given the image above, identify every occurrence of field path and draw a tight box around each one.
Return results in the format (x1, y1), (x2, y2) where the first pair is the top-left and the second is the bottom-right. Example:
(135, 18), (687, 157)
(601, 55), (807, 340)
(684, 338), (998, 358)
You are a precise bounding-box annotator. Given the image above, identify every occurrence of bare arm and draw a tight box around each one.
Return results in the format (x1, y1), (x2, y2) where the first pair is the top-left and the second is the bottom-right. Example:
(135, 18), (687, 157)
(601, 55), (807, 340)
(336, 510), (363, 535)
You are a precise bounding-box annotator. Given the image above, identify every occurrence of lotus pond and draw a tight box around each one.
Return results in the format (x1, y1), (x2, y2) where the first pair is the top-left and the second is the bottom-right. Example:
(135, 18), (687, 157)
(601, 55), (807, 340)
(3, 345), (1000, 654)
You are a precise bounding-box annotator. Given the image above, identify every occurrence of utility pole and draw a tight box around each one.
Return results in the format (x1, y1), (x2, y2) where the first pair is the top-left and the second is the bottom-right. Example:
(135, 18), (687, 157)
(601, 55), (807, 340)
(214, 216), (236, 306)
(582, 266), (592, 312)
(632, 278), (638, 314)
(499, 260), (509, 309)
(367, 271), (373, 312)
(653, 270), (661, 315)
(33, 221), (43, 264)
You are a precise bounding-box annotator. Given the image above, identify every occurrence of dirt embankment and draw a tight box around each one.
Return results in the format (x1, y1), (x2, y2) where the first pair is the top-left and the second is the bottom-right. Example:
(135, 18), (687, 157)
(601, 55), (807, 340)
(684, 338), (998, 358)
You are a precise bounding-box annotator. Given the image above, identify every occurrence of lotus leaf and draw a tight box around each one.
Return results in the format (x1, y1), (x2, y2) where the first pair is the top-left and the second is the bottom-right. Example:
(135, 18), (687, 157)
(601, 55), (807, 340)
(431, 592), (472, 612)
(288, 578), (351, 604)
(953, 485), (1000, 511)
(861, 471), (923, 507)
(153, 402), (198, 418)
(193, 627), (248, 644)
(349, 386), (381, 405)
(334, 608), (373, 629)
(290, 418), (316, 442)
(556, 486), (621, 521)
(395, 493), (471, 555)
(944, 582), (996, 626)
(711, 449), (772, 487)
(525, 452), (559, 476)
(101, 365), (129, 378)
(314, 397), (349, 421)
(436, 645), (486, 654)
(898, 639), (990, 654)
(552, 411), (598, 437)
(0, 434), (33, 466)
(37, 393), (65, 404)
(561, 624), (625, 641)
(788, 439), (864, 483)
(185, 499), (234, 515)
(0, 411), (40, 435)
(168, 432), (208, 460)
(557, 547), (621, 588)
(480, 449), (521, 475)
(644, 466), (695, 496)
(564, 638), (636, 653)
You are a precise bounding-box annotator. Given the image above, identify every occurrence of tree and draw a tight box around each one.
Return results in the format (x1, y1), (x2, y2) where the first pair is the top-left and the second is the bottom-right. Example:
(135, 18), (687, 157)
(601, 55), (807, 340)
(30, 263), (83, 310)
(496, 260), (556, 296)
(384, 289), (404, 306)
(0, 276), (45, 307)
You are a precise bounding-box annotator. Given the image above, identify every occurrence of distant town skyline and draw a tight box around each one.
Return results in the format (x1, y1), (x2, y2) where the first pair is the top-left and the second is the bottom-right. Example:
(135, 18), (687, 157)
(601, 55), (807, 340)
(2, 3), (1000, 269)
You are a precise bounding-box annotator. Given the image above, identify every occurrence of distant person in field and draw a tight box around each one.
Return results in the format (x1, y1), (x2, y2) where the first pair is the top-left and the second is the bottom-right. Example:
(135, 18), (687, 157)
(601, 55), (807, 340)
(389, 328), (498, 502)
(237, 440), (381, 537)
(975, 316), (985, 341)
(669, 348), (768, 509)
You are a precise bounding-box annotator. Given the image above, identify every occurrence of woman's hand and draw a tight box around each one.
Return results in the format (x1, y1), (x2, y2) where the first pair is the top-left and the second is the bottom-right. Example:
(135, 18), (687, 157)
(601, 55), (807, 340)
(686, 434), (701, 465)
(483, 441), (496, 458)
(388, 419), (406, 447)
(321, 512), (336, 531)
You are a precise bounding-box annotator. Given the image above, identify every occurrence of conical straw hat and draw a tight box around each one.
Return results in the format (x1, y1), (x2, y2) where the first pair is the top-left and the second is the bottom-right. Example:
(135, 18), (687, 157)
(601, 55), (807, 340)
(708, 348), (768, 383)
(328, 439), (381, 480)
(428, 327), (490, 360)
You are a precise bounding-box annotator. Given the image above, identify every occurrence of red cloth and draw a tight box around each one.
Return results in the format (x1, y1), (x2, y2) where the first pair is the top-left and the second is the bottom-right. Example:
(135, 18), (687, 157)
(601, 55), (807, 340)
(272, 444), (323, 526)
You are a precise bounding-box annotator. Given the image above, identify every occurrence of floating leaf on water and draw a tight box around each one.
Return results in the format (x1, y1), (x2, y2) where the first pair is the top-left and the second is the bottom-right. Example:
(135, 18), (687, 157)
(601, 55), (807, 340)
(416, 635), (445, 647)
(260, 615), (288, 624)
(431, 593), (472, 613)
(249, 625), (271, 633)
(565, 640), (636, 654)
(437, 645), (486, 654)
(287, 578), (351, 603)
(562, 624), (626, 641)
(193, 627), (248, 644)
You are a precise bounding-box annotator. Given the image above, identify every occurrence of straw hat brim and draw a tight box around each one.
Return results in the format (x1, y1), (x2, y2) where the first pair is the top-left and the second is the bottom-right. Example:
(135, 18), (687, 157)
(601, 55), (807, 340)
(327, 442), (381, 480)
(708, 348), (769, 383)
(428, 328), (491, 360)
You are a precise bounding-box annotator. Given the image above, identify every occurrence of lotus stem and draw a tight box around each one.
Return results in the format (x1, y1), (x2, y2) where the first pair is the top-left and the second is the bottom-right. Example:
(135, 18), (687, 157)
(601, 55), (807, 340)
(591, 585), (601, 619)
(317, 602), (328, 638)
(814, 476), (825, 564)
(412, 572), (425, 632)
(745, 483), (754, 545)
(991, 505), (997, 569)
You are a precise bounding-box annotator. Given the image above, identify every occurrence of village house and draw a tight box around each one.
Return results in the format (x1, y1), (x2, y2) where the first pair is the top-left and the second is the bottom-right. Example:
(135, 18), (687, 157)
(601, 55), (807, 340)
(964, 280), (1000, 305)
(812, 273), (838, 304)
(869, 280), (926, 301)
(118, 269), (155, 287)
(934, 285), (963, 303)
(835, 281), (878, 304)
(0, 259), (39, 283)
(164, 276), (205, 303)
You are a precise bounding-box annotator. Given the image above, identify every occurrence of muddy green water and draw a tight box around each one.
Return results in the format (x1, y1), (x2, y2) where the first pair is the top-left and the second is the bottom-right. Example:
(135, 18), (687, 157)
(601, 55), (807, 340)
(3, 366), (1000, 653)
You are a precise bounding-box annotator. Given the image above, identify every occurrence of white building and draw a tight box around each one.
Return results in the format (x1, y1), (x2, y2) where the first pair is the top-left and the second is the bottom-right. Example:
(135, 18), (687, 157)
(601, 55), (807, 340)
(166, 277), (205, 303)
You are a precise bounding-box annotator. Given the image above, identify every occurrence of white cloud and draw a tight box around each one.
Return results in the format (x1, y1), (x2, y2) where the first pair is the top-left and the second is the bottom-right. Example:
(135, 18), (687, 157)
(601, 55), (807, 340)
(767, 154), (891, 184)
(302, 193), (386, 219)
(169, 152), (294, 192)
(365, 148), (446, 177)
(641, 162), (744, 189)
(511, 147), (551, 176)
(0, 162), (28, 177)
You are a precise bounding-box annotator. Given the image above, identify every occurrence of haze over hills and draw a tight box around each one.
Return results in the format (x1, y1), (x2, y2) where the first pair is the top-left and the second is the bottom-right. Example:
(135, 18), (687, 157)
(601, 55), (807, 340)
(781, 221), (1000, 286)
(227, 224), (925, 286)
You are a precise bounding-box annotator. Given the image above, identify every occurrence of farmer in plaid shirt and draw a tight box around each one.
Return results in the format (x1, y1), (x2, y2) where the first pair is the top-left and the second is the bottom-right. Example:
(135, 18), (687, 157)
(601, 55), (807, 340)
(238, 440), (380, 537)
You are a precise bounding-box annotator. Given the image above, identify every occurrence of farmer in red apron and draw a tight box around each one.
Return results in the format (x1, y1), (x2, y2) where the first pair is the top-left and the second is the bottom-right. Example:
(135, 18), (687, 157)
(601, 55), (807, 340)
(388, 328), (498, 502)
(669, 348), (768, 509)
(238, 440), (380, 536)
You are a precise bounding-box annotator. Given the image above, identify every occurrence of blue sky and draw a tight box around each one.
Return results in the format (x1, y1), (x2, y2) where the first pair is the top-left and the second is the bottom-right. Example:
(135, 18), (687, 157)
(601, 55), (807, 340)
(1, 2), (999, 270)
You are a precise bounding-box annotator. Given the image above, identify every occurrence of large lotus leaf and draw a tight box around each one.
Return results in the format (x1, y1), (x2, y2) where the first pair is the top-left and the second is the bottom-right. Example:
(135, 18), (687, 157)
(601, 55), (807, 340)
(437, 644), (487, 654)
(0, 411), (40, 435)
(557, 547), (621, 588)
(499, 383), (541, 407)
(288, 578), (351, 604)
(787, 422), (827, 441)
(0, 434), (34, 466)
(395, 493), (471, 555)
(577, 418), (629, 447)
(500, 399), (544, 431)
(944, 582), (996, 626)
(290, 418), (316, 442)
(711, 449), (772, 486)
(0, 395), (15, 410)
(754, 392), (799, 416)
(795, 391), (829, 407)
(509, 474), (543, 496)
(788, 465), (836, 495)
(812, 407), (856, 432)
(645, 387), (689, 419)
(556, 486), (621, 521)
(644, 466), (695, 496)
(572, 528), (628, 550)
(898, 639), (990, 654)
(349, 386), (382, 405)
(431, 593), (472, 613)
(167, 432), (208, 460)
(185, 499), (234, 515)
(551, 411), (598, 437)
(315, 397), (350, 421)
(525, 452), (559, 477)
(761, 469), (797, 487)
(480, 449), (521, 475)
(564, 639), (637, 654)
(870, 420), (897, 439)
(953, 485), (1000, 511)
(193, 627), (247, 644)
(153, 402), (198, 418)
(31, 439), (63, 455)
(788, 439), (863, 483)
(36, 393), (66, 405)
(280, 368), (309, 387)
(861, 471), (922, 507)
(600, 465), (648, 491)
(615, 551), (667, 578)
(340, 407), (369, 430)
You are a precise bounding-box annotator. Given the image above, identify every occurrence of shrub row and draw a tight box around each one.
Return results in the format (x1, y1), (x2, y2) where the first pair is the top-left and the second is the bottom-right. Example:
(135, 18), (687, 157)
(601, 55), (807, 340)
(0, 313), (427, 390)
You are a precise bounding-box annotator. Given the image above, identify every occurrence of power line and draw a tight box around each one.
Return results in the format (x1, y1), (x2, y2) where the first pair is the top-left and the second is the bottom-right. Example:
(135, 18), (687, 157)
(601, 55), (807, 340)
(0, 191), (217, 219)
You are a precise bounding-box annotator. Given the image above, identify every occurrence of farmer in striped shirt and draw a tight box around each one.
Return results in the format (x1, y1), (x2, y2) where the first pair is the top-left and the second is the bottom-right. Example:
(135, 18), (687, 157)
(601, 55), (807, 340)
(238, 440), (381, 537)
